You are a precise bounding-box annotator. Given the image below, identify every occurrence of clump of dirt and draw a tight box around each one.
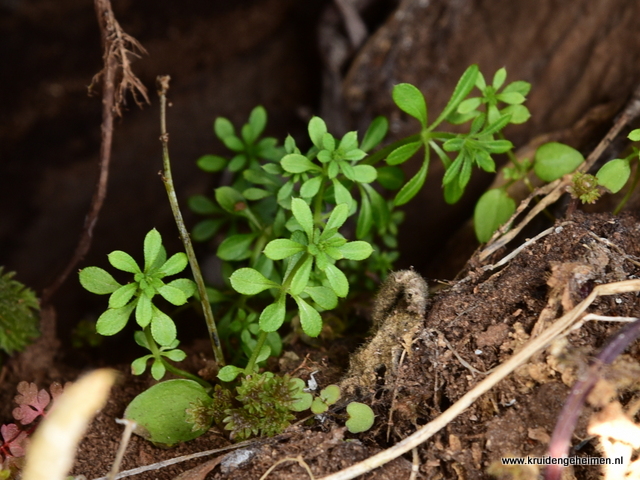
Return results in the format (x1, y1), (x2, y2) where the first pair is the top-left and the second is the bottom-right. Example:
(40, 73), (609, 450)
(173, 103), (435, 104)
(8, 211), (639, 480)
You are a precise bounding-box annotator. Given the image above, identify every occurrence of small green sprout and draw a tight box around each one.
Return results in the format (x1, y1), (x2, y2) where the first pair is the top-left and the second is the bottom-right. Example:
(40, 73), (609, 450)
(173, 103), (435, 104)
(345, 402), (375, 434)
(311, 385), (341, 414)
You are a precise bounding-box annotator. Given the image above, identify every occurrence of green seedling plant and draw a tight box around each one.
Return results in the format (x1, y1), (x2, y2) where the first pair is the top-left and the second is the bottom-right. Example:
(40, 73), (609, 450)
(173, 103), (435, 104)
(79, 229), (203, 385)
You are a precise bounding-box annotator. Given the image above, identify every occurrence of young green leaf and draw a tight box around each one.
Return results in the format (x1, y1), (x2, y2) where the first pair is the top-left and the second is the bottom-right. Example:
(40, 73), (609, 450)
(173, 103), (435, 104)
(332, 179), (353, 208)
(79, 267), (121, 294)
(629, 129), (640, 142)
(474, 189), (516, 243)
(308, 117), (328, 149)
(214, 117), (235, 139)
(352, 165), (377, 183)
(96, 303), (135, 336)
(320, 385), (341, 404)
(218, 365), (244, 382)
(264, 238), (306, 260)
(196, 154), (226, 173)
(289, 255), (313, 296)
(248, 105), (267, 140)
(392, 84), (427, 127)
(158, 284), (188, 306)
(150, 359), (166, 380)
(360, 116), (388, 152)
(323, 203), (350, 234)
(534, 142), (584, 182)
(294, 296), (322, 337)
(394, 156), (429, 206)
(281, 154), (321, 174)
(217, 233), (257, 261)
(215, 186), (246, 214)
(304, 286), (338, 310)
(376, 166), (405, 190)
(242, 188), (271, 201)
(430, 64), (479, 130)
(159, 253), (189, 276)
(136, 294), (153, 328)
(596, 159), (631, 193)
(386, 141), (422, 166)
(164, 348), (187, 362)
(143, 229), (163, 271)
(324, 264), (349, 298)
(108, 283), (137, 309)
(338, 241), (373, 261)
(259, 296), (286, 332)
(230, 268), (280, 295)
(131, 355), (152, 376)
(108, 251), (141, 274)
(291, 198), (314, 239)
(311, 397), (329, 414)
(300, 176), (323, 198)
(151, 307), (177, 346)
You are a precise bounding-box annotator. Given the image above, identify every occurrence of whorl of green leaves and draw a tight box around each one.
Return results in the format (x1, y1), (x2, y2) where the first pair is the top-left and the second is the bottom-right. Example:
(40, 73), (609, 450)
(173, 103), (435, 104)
(0, 267), (40, 355)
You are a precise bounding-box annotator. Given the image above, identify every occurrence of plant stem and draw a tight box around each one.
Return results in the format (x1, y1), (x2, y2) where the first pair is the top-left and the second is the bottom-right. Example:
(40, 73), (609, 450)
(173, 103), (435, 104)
(157, 75), (225, 366)
(142, 328), (212, 390)
(243, 330), (268, 375)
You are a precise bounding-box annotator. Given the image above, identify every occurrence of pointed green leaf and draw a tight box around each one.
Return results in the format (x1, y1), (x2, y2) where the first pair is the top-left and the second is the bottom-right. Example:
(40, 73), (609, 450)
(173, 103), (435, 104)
(474, 189), (516, 242)
(242, 188), (271, 201)
(196, 154), (226, 173)
(96, 302), (135, 336)
(597, 159), (631, 193)
(392, 84), (427, 127)
(501, 104), (531, 124)
(158, 253), (188, 277)
(289, 255), (313, 295)
(79, 267), (121, 294)
(386, 141), (422, 166)
(304, 286), (338, 310)
(492, 67), (507, 89)
(217, 233), (257, 261)
(300, 176), (323, 198)
(431, 64), (479, 130)
(162, 349), (186, 363)
(294, 296), (323, 337)
(457, 97), (482, 114)
(291, 198), (314, 239)
(215, 186), (245, 214)
(143, 229), (163, 271)
(192, 219), (223, 242)
(324, 203), (350, 234)
(376, 166), (405, 190)
(534, 142), (585, 182)
(322, 133), (336, 151)
(151, 307), (177, 346)
(394, 156), (429, 206)
(259, 296), (286, 332)
(214, 117), (235, 139)
(502, 80), (531, 96)
(131, 355), (151, 375)
(166, 278), (196, 299)
(339, 241), (373, 260)
(332, 179), (353, 208)
(136, 294), (153, 328)
(108, 251), (141, 274)
(248, 105), (267, 140)
(158, 284), (188, 306)
(281, 153), (320, 174)
(230, 268), (279, 295)
(109, 283), (137, 309)
(217, 365), (244, 382)
(255, 345), (272, 363)
(360, 116), (388, 152)
(264, 238), (305, 260)
(308, 117), (328, 148)
(362, 183), (390, 228)
(324, 264), (348, 297)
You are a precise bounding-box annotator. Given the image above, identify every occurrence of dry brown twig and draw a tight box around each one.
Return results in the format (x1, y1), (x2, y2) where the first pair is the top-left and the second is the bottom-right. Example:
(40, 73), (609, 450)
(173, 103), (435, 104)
(42, 0), (149, 305)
